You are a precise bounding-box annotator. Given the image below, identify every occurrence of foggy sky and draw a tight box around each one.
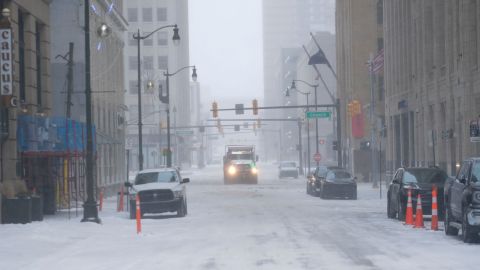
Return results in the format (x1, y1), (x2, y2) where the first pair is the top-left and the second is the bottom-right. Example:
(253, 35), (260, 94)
(189, 0), (263, 102)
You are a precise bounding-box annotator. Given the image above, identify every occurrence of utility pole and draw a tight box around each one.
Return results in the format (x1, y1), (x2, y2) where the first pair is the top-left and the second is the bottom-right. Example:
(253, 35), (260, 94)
(66, 42), (74, 118)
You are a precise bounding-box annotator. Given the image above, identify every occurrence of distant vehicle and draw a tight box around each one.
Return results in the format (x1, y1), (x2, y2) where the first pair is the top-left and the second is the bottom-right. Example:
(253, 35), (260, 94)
(278, 161), (299, 179)
(306, 165), (328, 196)
(125, 168), (190, 219)
(223, 145), (258, 184)
(444, 158), (480, 243)
(387, 167), (448, 221)
(318, 168), (357, 199)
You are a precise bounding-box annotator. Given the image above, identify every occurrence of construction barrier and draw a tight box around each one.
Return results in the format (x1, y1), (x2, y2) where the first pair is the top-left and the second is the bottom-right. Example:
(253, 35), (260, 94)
(414, 194), (424, 228)
(117, 186), (125, 212)
(431, 185), (439, 231)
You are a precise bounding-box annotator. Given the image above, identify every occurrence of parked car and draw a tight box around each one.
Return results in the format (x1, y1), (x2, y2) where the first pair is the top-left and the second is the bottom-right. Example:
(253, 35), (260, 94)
(444, 158), (480, 243)
(125, 168), (190, 219)
(387, 167), (448, 221)
(306, 165), (328, 196)
(318, 168), (357, 199)
(278, 161), (299, 179)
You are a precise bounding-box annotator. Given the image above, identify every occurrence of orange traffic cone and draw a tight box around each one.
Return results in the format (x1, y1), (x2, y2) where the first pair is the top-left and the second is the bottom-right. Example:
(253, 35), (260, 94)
(405, 189), (414, 225)
(117, 186), (124, 212)
(414, 194), (425, 228)
(431, 185), (439, 231)
(136, 194), (142, 234)
(99, 188), (104, 211)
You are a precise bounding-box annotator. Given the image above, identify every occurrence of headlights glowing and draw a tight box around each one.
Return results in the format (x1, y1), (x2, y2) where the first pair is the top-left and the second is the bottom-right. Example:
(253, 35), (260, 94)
(228, 165), (237, 175)
(251, 167), (258, 174)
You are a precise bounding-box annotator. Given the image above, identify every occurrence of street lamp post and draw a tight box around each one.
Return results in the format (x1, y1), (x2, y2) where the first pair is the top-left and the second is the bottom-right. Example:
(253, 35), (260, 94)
(160, 66), (197, 167)
(285, 87), (311, 175)
(133, 24), (180, 171)
(291, 80), (319, 168)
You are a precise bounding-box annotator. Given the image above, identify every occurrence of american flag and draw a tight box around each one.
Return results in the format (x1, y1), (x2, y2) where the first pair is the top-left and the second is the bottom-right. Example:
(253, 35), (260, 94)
(372, 49), (384, 73)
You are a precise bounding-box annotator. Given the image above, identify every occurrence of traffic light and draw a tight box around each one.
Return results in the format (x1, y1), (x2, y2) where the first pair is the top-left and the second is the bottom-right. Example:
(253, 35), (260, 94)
(212, 101), (218, 118)
(332, 140), (338, 151)
(352, 100), (361, 115)
(252, 99), (258, 115)
(347, 102), (354, 117)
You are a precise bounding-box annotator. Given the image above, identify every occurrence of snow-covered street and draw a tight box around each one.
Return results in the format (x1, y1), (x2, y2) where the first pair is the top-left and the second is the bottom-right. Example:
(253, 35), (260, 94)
(1, 163), (478, 270)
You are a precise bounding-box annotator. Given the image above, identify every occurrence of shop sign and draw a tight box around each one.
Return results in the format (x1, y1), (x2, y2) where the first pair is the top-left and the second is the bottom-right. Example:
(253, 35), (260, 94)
(0, 28), (12, 95)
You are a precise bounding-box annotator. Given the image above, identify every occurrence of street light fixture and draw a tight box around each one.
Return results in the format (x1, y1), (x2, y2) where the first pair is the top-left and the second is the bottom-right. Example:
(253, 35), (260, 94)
(291, 79), (320, 168)
(133, 24), (180, 171)
(159, 66), (198, 167)
(285, 85), (311, 175)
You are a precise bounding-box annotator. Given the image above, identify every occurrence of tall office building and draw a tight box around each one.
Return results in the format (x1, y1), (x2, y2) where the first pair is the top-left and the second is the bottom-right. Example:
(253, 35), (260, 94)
(123, 0), (190, 170)
(262, 0), (335, 161)
(384, 0), (480, 175)
(336, 0), (384, 181)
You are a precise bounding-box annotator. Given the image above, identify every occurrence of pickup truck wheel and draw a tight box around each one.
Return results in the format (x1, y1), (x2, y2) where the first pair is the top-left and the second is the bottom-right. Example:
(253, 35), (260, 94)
(177, 199), (187, 217)
(462, 210), (479, 243)
(444, 206), (459, 236)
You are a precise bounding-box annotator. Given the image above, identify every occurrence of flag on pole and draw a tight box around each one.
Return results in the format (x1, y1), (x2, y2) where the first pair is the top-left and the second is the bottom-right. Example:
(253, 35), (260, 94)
(308, 47), (332, 69)
(372, 49), (384, 73)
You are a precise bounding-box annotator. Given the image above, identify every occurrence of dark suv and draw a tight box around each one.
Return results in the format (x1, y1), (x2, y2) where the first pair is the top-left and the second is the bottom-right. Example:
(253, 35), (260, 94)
(387, 167), (448, 221)
(444, 158), (480, 243)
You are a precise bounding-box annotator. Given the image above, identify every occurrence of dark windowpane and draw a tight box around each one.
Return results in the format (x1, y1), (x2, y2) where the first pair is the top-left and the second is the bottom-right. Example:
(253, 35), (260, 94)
(127, 8), (137, 22)
(157, 8), (167, 21)
(143, 8), (152, 22)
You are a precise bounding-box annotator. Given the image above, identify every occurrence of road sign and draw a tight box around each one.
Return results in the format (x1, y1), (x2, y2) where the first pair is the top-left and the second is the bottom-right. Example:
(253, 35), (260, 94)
(313, 153), (322, 162)
(306, 111), (331, 119)
(175, 130), (194, 136)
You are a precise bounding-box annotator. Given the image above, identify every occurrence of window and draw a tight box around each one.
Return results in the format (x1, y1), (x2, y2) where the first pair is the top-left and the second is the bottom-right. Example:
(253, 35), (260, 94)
(143, 32), (153, 46)
(129, 80), (137, 94)
(158, 56), (168, 70)
(143, 56), (154, 70)
(376, 0), (383, 25)
(127, 8), (137, 22)
(377, 38), (384, 51)
(129, 56), (138, 70)
(158, 31), (168, 46)
(157, 8), (167, 21)
(143, 8), (152, 22)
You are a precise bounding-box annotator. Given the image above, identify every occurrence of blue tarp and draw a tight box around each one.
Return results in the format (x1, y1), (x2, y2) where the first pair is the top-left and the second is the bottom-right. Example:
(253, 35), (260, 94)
(17, 115), (96, 153)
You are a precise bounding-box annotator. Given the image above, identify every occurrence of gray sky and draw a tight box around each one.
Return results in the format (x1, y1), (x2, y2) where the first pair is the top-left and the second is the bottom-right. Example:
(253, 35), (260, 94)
(189, 0), (263, 102)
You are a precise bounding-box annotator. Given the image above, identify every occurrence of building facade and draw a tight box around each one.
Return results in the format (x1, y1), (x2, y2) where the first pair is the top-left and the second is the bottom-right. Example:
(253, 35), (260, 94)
(262, 0), (335, 161)
(384, 0), (480, 176)
(335, 0), (384, 181)
(123, 0), (190, 171)
(50, 0), (127, 194)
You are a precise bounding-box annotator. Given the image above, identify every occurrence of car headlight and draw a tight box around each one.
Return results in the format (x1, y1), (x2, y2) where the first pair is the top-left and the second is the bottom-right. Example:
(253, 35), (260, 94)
(173, 190), (183, 198)
(473, 191), (480, 204)
(228, 165), (237, 175)
(251, 167), (258, 174)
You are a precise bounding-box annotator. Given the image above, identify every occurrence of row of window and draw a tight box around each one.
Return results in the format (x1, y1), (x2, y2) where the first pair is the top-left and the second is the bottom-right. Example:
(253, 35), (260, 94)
(128, 56), (168, 71)
(128, 31), (169, 46)
(127, 7), (167, 23)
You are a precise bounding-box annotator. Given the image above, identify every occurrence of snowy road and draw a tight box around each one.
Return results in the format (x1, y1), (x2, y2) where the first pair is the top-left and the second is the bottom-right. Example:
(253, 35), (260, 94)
(0, 163), (478, 270)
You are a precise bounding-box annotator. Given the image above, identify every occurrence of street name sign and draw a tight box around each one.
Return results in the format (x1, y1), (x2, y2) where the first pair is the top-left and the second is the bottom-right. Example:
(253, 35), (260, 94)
(175, 130), (194, 136)
(306, 111), (331, 119)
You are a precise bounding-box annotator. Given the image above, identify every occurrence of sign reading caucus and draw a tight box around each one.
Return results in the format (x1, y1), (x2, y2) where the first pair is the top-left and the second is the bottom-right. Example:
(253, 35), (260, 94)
(0, 28), (12, 96)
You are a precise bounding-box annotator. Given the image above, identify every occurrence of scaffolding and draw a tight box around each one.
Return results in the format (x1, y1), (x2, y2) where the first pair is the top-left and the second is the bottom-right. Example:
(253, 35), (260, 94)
(17, 115), (95, 217)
